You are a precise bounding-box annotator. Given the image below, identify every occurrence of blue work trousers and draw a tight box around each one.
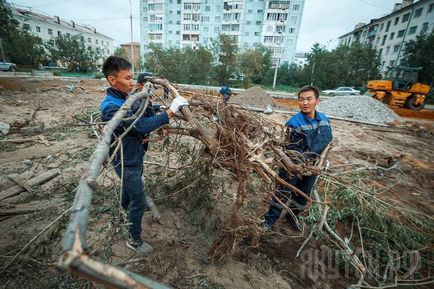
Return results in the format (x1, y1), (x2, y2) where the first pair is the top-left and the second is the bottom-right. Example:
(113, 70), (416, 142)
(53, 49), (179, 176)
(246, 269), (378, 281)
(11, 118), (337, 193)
(264, 169), (317, 227)
(114, 164), (148, 242)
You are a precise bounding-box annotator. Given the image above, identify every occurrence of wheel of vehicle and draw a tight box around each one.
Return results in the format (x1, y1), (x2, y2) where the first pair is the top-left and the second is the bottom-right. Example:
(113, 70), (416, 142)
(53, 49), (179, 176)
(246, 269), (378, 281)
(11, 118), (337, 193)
(405, 95), (425, 111)
(9, 66), (16, 72)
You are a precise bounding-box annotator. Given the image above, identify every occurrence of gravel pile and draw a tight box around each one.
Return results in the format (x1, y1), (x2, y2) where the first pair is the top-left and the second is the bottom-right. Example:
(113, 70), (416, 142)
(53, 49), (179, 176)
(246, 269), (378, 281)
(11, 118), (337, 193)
(318, 95), (400, 124)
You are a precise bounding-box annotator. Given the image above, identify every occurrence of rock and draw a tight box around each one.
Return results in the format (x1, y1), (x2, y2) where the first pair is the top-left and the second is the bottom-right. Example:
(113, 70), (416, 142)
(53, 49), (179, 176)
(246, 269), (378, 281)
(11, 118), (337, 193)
(263, 105), (274, 114)
(0, 121), (10, 135)
(20, 122), (45, 135)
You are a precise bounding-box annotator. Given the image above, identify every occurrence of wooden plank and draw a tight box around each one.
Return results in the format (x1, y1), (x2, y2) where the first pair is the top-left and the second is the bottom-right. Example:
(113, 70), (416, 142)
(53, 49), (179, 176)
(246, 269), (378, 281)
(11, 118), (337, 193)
(0, 204), (41, 216)
(8, 175), (33, 193)
(0, 169), (60, 201)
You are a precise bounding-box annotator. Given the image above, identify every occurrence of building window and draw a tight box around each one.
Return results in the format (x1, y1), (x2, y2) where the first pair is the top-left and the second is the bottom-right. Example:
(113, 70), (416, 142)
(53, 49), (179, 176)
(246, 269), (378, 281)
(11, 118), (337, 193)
(246, 21), (251, 24)
(288, 28), (295, 33)
(96, 39), (98, 44)
(36, 26), (41, 32)
(402, 13), (410, 22)
(397, 29), (405, 37)
(88, 37), (91, 43)
(202, 16), (209, 22)
(394, 17), (399, 25)
(245, 32), (249, 36)
(389, 32), (394, 40)
(386, 46), (390, 54)
(254, 32), (260, 36)
(215, 16), (221, 22)
(385, 20), (391, 32)
(414, 7), (423, 17)
(293, 4), (299, 10)
(393, 45), (400, 53)
(214, 27), (219, 32)
(378, 48), (383, 56)
(421, 22), (428, 33)
(184, 3), (191, 10)
(204, 27), (209, 32)
(256, 21), (261, 25)
(428, 3), (434, 13)
(257, 10), (263, 13)
(177, 10), (181, 14)
(409, 26), (417, 34)
(23, 23), (30, 31)
(248, 9), (252, 14)
(176, 31), (180, 34)
(381, 35), (387, 45)
(379, 23), (384, 31)
(48, 28), (53, 36)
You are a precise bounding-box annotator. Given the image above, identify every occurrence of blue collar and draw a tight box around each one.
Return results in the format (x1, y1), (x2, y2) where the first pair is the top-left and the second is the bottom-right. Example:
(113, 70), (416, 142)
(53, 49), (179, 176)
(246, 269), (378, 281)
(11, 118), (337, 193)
(107, 87), (127, 99)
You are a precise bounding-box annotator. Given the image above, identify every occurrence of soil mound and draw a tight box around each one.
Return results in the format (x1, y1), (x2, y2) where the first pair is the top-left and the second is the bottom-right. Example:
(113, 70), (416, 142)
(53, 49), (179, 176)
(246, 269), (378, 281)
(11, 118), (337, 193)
(228, 86), (273, 108)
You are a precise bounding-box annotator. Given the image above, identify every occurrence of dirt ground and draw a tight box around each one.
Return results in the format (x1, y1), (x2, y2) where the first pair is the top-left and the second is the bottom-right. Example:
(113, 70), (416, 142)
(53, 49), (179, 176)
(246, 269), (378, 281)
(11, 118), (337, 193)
(0, 77), (433, 289)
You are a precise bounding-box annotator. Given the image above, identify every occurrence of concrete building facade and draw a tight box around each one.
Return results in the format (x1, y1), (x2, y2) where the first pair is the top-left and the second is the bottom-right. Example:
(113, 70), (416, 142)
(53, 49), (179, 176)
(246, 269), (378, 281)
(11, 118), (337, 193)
(120, 42), (141, 68)
(10, 5), (114, 61)
(338, 0), (434, 72)
(140, 0), (305, 66)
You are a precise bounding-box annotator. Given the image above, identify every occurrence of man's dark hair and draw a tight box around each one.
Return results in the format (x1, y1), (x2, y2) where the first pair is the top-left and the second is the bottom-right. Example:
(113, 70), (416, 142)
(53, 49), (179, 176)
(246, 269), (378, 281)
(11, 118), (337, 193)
(298, 85), (320, 99)
(102, 56), (132, 78)
(137, 72), (152, 84)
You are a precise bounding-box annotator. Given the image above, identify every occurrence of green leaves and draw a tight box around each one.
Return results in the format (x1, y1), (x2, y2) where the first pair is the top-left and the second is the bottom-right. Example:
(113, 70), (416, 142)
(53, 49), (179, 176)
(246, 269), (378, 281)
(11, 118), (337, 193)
(401, 32), (434, 86)
(44, 34), (101, 72)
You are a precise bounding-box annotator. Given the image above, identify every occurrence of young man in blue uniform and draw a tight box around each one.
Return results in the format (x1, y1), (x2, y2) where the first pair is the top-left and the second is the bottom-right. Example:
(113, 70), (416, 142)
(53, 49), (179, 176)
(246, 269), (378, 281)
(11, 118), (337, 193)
(100, 56), (188, 253)
(263, 85), (333, 231)
(219, 84), (232, 104)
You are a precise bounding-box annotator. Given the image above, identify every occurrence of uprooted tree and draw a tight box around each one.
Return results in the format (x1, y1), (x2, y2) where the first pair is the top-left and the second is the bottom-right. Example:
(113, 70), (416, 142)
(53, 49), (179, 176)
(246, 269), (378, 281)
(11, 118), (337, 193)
(58, 78), (433, 288)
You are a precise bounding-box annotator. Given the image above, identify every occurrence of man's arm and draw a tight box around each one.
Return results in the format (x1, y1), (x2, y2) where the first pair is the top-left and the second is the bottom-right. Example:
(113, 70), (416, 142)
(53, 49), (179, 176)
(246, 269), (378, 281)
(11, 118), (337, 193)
(285, 126), (306, 154)
(102, 104), (169, 135)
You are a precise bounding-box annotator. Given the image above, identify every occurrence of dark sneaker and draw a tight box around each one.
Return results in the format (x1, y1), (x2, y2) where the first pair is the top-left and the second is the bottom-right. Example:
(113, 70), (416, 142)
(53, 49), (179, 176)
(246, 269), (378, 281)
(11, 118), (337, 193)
(126, 239), (153, 254)
(261, 219), (272, 232)
(285, 213), (304, 232)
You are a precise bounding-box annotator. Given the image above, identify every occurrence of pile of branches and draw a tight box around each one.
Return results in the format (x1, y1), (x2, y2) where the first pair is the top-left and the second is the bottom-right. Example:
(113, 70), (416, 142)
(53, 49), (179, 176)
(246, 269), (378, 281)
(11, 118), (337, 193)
(58, 78), (433, 288)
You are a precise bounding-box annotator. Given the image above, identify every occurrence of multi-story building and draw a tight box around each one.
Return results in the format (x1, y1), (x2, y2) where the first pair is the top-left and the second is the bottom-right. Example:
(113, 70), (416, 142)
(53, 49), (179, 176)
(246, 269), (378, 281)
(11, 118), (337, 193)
(140, 0), (305, 66)
(338, 0), (434, 72)
(120, 42), (141, 68)
(10, 4), (114, 61)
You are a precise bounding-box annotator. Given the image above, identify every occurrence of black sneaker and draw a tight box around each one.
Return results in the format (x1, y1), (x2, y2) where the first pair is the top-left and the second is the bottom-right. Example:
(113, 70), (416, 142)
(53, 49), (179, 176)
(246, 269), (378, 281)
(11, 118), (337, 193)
(285, 213), (304, 232)
(261, 219), (272, 232)
(126, 239), (153, 254)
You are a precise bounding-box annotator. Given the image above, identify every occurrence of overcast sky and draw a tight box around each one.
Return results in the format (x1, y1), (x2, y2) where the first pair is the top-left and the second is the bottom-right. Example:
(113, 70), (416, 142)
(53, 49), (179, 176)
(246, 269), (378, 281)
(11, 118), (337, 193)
(9, 0), (401, 52)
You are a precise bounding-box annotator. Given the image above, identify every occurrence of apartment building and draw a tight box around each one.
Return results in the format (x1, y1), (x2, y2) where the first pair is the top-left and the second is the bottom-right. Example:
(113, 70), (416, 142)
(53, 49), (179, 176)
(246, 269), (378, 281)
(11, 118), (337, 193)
(140, 0), (305, 66)
(10, 5), (114, 60)
(338, 0), (434, 72)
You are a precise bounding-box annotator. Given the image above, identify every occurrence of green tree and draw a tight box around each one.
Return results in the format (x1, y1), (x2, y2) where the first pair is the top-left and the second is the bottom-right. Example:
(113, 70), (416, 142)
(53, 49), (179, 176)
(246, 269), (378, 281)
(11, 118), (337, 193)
(0, 0), (45, 67)
(401, 32), (434, 85)
(114, 47), (127, 59)
(212, 34), (238, 85)
(303, 42), (381, 89)
(45, 34), (101, 72)
(239, 45), (272, 84)
(183, 46), (213, 84)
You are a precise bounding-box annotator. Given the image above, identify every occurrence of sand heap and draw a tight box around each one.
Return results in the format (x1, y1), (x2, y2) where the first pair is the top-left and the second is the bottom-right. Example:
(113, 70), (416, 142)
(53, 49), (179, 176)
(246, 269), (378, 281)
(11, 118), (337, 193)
(228, 86), (274, 108)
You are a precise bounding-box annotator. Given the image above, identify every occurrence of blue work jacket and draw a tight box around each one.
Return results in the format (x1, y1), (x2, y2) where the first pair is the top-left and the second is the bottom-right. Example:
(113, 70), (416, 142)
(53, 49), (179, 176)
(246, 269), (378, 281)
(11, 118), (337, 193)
(100, 87), (169, 166)
(285, 111), (333, 158)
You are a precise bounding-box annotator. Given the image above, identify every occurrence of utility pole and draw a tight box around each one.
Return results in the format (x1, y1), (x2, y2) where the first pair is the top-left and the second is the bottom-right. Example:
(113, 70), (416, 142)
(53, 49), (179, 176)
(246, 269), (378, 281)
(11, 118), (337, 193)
(129, 0), (134, 76)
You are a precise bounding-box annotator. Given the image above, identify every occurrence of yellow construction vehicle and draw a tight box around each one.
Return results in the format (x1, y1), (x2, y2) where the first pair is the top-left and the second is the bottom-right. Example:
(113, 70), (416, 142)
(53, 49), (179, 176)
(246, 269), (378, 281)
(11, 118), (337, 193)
(366, 66), (430, 110)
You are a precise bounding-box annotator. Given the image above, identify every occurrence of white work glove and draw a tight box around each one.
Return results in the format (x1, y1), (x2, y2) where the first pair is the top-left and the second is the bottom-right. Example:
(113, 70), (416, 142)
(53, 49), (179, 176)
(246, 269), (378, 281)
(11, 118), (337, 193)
(159, 105), (167, 110)
(169, 96), (189, 114)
